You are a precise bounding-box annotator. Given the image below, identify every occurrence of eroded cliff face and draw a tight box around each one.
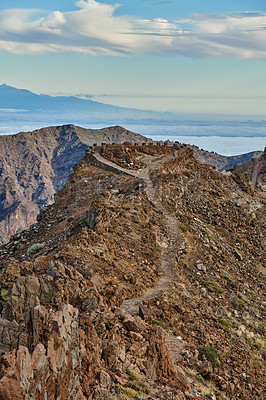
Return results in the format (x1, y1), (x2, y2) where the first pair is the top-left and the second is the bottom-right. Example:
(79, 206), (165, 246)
(0, 143), (265, 400)
(0, 125), (150, 245)
(233, 147), (266, 197)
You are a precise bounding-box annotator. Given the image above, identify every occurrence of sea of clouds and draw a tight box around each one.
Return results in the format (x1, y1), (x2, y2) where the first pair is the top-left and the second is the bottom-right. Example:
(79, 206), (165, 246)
(1, 112), (265, 156)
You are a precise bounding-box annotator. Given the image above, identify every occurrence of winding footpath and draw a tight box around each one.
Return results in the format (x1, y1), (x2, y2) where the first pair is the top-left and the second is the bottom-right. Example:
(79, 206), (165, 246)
(94, 152), (185, 315)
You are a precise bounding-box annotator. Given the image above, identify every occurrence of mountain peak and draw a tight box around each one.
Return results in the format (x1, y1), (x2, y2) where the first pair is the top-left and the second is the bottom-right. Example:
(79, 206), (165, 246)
(0, 83), (14, 89)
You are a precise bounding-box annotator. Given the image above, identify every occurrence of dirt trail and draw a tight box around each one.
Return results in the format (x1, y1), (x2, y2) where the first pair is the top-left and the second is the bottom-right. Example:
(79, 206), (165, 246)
(94, 152), (185, 315)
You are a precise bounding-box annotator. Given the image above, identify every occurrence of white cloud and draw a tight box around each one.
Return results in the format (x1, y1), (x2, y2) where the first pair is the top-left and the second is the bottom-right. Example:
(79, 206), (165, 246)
(0, 1), (266, 59)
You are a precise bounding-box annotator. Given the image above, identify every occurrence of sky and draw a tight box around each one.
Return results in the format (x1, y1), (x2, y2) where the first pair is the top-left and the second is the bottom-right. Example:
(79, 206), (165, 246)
(0, 0), (266, 115)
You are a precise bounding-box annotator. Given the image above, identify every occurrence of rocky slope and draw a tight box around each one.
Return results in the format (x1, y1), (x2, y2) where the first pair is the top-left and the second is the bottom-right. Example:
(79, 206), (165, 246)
(232, 147), (266, 196)
(192, 146), (262, 172)
(0, 124), (150, 245)
(0, 142), (264, 399)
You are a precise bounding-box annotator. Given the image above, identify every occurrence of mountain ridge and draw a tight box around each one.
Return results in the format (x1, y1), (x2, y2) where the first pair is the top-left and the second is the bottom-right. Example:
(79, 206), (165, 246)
(0, 142), (264, 399)
(0, 124), (263, 245)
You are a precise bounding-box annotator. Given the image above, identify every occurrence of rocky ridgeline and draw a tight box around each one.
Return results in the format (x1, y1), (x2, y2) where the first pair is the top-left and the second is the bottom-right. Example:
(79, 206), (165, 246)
(0, 143), (265, 399)
(0, 123), (262, 246)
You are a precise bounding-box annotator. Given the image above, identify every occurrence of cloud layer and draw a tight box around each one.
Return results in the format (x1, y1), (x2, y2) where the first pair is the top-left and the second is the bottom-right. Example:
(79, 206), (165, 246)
(0, 0), (266, 59)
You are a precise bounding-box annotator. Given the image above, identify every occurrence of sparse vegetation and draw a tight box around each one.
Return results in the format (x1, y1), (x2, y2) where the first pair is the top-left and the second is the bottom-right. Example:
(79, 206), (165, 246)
(1, 288), (9, 301)
(27, 242), (44, 256)
(126, 370), (150, 395)
(226, 164), (237, 172)
(201, 281), (223, 293)
(179, 223), (187, 232)
(218, 318), (230, 330)
(201, 228), (211, 240)
(231, 295), (247, 310)
(223, 270), (235, 283)
(0, 141), (264, 399)
(86, 204), (96, 230)
(151, 318), (163, 327)
(122, 388), (139, 399)
(198, 346), (222, 368)
(93, 391), (130, 400)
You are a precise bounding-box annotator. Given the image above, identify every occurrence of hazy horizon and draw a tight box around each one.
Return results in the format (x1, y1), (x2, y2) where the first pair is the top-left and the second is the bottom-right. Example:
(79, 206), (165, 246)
(1, 0), (266, 116)
(0, 0), (265, 154)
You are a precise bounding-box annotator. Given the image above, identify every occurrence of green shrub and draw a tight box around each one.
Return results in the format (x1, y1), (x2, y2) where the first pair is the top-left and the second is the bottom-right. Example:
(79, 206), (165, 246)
(201, 281), (223, 293)
(86, 204), (96, 230)
(27, 243), (44, 256)
(179, 224), (187, 233)
(198, 346), (222, 368)
(151, 318), (163, 327)
(219, 318), (230, 329)
(1, 288), (9, 301)
(231, 295), (247, 310)
(126, 370), (141, 381)
(223, 270), (235, 283)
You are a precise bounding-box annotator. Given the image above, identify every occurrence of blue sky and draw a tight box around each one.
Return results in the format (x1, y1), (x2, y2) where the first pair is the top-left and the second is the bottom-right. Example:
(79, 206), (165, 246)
(0, 0), (266, 115)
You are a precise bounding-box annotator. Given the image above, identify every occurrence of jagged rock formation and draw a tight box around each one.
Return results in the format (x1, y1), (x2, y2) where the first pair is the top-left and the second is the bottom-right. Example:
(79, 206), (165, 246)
(233, 147), (266, 197)
(0, 142), (265, 399)
(0, 304), (83, 399)
(0, 124), (150, 245)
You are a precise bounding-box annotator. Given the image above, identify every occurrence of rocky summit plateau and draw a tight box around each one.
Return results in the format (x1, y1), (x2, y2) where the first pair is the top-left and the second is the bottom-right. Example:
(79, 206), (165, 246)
(0, 142), (265, 400)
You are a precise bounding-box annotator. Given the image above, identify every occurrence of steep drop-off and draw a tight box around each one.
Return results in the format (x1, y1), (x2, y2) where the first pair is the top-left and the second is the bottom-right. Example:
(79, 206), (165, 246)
(0, 124), (150, 244)
(192, 146), (262, 172)
(233, 147), (266, 196)
(0, 143), (264, 399)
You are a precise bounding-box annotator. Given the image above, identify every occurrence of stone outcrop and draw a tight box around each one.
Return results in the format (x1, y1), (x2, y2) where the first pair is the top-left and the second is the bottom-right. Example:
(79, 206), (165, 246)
(0, 303), (84, 400)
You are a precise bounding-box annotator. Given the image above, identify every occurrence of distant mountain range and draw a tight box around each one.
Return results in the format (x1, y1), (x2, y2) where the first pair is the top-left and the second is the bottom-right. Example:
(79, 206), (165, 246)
(0, 84), (177, 127)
